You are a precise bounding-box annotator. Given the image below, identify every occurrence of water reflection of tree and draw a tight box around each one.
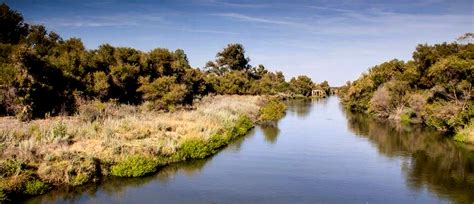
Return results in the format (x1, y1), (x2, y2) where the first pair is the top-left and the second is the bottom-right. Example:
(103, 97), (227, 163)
(261, 122), (280, 144)
(24, 133), (250, 203)
(343, 110), (474, 203)
(286, 99), (312, 118)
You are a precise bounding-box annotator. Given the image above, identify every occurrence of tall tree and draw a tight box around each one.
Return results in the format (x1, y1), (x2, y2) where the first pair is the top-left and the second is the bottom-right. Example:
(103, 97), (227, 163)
(289, 75), (314, 96)
(0, 3), (29, 44)
(208, 43), (250, 73)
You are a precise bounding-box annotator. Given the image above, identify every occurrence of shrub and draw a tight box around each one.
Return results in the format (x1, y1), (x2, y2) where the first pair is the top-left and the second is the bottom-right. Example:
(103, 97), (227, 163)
(208, 133), (227, 150)
(37, 155), (97, 185)
(232, 115), (253, 136)
(110, 156), (158, 177)
(23, 179), (48, 195)
(423, 101), (462, 132)
(368, 86), (391, 117)
(454, 119), (474, 144)
(259, 99), (286, 121)
(408, 92), (428, 113)
(289, 76), (314, 96)
(0, 159), (24, 177)
(400, 112), (412, 124)
(454, 133), (466, 143)
(77, 100), (107, 122)
(51, 122), (68, 139)
(92, 71), (109, 99)
(179, 115), (253, 160)
(138, 76), (188, 110)
(179, 138), (211, 159)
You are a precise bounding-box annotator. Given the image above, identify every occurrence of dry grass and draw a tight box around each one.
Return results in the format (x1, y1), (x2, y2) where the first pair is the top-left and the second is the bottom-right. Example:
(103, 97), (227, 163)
(1, 95), (263, 162)
(0, 95), (265, 192)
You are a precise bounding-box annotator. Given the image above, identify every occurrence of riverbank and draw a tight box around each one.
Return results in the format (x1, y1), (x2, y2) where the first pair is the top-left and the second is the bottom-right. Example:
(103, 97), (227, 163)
(0, 95), (286, 201)
(23, 96), (474, 204)
(454, 120), (474, 144)
(339, 96), (474, 145)
(337, 41), (472, 144)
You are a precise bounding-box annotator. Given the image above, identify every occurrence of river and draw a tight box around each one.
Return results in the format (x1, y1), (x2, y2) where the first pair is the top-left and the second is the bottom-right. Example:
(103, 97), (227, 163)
(24, 97), (474, 204)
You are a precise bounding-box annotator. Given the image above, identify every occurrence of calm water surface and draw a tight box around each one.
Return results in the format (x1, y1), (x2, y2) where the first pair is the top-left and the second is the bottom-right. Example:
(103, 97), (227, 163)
(25, 97), (474, 204)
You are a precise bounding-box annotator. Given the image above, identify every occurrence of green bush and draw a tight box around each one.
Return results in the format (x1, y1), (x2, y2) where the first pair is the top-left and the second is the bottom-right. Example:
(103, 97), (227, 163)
(232, 115), (253, 136)
(259, 99), (287, 121)
(454, 132), (467, 143)
(110, 156), (158, 177)
(137, 76), (188, 110)
(399, 108), (416, 124)
(51, 122), (68, 139)
(179, 139), (211, 159)
(179, 115), (253, 160)
(400, 112), (411, 124)
(208, 133), (227, 150)
(23, 179), (48, 195)
(77, 100), (107, 122)
(454, 119), (474, 144)
(289, 75), (314, 96)
(0, 159), (24, 177)
(423, 101), (462, 132)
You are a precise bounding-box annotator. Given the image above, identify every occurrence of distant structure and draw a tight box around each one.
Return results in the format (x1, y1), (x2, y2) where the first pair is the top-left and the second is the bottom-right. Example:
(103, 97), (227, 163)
(311, 89), (326, 97)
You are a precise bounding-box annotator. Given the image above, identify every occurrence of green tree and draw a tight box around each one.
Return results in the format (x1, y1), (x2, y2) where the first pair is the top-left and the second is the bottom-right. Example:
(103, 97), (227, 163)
(249, 71), (286, 95)
(341, 40), (473, 134)
(208, 71), (250, 94)
(181, 68), (206, 103)
(138, 76), (187, 110)
(428, 56), (473, 102)
(316, 80), (331, 95)
(289, 75), (314, 96)
(206, 43), (250, 74)
(10, 45), (74, 120)
(0, 3), (302, 120)
(92, 71), (109, 99)
(109, 47), (143, 103)
(250, 64), (268, 80)
(0, 3), (29, 44)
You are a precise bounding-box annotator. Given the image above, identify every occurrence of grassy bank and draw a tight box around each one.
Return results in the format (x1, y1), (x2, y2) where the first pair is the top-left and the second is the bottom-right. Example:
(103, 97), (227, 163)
(454, 120), (474, 144)
(0, 95), (286, 201)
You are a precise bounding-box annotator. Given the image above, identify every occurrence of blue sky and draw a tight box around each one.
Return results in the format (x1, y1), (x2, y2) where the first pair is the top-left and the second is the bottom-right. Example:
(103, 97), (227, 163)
(5, 0), (473, 85)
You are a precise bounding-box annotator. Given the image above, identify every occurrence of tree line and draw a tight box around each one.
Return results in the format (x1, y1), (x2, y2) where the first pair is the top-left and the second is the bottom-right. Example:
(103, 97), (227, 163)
(0, 3), (329, 120)
(339, 35), (473, 134)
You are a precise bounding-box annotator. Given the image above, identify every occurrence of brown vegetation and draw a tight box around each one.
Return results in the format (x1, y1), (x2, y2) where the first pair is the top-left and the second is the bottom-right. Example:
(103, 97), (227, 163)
(0, 95), (285, 201)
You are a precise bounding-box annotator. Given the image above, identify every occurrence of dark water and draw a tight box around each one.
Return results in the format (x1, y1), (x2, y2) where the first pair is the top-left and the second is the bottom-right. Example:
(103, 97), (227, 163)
(24, 97), (474, 204)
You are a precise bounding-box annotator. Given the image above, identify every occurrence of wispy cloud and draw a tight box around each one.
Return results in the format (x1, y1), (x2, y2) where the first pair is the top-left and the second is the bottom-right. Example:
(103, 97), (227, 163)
(154, 25), (239, 35)
(37, 13), (162, 28)
(40, 19), (137, 27)
(177, 28), (238, 35)
(204, 0), (271, 8)
(213, 10), (471, 38)
(307, 5), (356, 13)
(213, 13), (305, 27)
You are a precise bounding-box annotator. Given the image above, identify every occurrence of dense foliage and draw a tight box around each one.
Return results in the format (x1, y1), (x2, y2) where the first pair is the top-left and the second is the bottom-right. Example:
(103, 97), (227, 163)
(0, 3), (324, 120)
(339, 38), (473, 135)
(258, 98), (287, 121)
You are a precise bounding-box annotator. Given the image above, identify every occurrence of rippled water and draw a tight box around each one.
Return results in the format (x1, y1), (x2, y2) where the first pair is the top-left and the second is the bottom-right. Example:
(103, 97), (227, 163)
(24, 97), (474, 204)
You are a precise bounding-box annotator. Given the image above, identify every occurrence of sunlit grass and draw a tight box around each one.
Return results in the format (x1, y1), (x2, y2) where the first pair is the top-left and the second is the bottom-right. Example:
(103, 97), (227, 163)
(0, 95), (279, 199)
